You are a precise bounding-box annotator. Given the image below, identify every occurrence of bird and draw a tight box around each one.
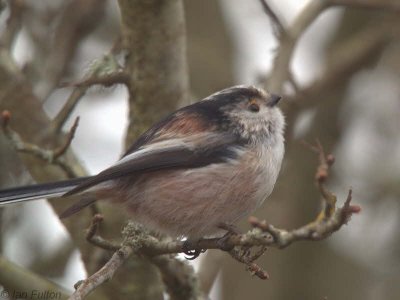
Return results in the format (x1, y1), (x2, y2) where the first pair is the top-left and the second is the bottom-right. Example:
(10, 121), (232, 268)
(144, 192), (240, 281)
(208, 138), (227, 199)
(0, 85), (285, 242)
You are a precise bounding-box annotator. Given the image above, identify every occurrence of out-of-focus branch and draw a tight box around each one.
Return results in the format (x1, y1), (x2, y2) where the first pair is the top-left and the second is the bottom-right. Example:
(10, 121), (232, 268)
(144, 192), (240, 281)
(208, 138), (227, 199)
(29, 240), (75, 278)
(112, 1), (191, 298)
(38, 0), (106, 100)
(258, 0), (286, 38)
(0, 33), (107, 297)
(267, 0), (329, 92)
(266, 0), (399, 93)
(285, 17), (394, 111)
(0, 255), (70, 300)
(0, 0), (25, 51)
(197, 251), (225, 295)
(118, 0), (190, 144)
(1, 111), (79, 178)
(1, 1), (190, 298)
(52, 52), (126, 133)
(279, 11), (397, 141)
(150, 255), (204, 300)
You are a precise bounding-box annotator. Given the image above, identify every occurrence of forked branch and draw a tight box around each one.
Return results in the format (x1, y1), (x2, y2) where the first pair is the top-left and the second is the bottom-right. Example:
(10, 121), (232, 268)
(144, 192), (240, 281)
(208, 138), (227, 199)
(69, 143), (360, 299)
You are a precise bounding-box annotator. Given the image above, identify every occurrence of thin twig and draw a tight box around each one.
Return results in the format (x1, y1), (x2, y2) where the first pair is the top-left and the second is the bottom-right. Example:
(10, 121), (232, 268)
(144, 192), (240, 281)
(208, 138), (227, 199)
(52, 88), (87, 133)
(1, 110), (78, 178)
(52, 55), (127, 133)
(229, 247), (269, 279)
(86, 214), (121, 251)
(53, 116), (80, 159)
(60, 71), (130, 89)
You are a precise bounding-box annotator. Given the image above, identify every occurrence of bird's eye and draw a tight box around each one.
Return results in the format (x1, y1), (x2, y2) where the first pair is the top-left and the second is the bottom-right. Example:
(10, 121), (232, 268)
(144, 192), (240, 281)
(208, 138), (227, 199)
(248, 102), (260, 112)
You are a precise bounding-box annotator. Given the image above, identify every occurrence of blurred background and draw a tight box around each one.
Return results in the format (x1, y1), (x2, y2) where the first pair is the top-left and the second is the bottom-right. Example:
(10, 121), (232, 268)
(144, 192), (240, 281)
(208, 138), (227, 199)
(1, 0), (400, 299)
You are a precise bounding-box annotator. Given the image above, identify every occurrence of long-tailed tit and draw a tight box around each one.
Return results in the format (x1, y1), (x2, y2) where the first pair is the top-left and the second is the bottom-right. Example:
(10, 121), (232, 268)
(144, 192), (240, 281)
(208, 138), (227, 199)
(0, 85), (285, 241)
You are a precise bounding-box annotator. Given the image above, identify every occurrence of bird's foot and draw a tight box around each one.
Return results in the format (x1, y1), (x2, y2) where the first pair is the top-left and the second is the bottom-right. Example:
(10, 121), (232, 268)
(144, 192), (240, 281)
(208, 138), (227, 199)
(182, 240), (206, 260)
(216, 223), (241, 251)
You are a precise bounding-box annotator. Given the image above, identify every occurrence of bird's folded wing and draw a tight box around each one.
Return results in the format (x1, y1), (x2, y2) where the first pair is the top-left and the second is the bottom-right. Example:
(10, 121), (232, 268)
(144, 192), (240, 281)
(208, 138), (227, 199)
(64, 133), (242, 196)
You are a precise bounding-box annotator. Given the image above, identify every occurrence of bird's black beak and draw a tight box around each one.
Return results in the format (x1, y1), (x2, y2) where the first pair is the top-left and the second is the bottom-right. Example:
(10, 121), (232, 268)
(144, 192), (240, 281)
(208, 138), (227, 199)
(267, 94), (282, 107)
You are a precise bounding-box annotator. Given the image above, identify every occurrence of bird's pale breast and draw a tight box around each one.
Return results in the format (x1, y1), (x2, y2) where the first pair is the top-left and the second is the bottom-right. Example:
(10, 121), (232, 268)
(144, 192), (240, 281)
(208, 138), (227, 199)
(113, 143), (283, 239)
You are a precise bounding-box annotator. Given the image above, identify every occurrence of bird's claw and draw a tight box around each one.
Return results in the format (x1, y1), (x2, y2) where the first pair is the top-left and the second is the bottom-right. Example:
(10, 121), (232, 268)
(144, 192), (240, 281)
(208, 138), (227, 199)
(215, 223), (241, 251)
(182, 240), (206, 260)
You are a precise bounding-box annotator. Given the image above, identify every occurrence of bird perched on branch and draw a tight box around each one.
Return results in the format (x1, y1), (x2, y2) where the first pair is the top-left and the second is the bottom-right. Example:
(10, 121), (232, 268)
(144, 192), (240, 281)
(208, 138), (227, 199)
(0, 85), (285, 242)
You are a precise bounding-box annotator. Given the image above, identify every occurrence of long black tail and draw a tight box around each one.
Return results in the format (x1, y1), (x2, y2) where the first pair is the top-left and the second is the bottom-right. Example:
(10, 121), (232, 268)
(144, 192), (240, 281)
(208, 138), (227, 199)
(0, 177), (92, 205)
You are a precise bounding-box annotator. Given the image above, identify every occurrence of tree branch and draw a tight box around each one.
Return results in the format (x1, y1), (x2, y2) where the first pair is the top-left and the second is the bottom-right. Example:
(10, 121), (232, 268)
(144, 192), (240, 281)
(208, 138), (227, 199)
(266, 0), (398, 93)
(284, 16), (393, 111)
(266, 0), (329, 92)
(150, 255), (204, 300)
(86, 214), (121, 251)
(69, 245), (134, 300)
(258, 0), (286, 38)
(113, 1), (191, 298)
(61, 71), (130, 89)
(71, 142), (360, 299)
(0, 0), (25, 51)
(118, 0), (190, 144)
(1, 111), (79, 178)
(52, 52), (126, 133)
(197, 251), (225, 295)
(37, 0), (106, 100)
